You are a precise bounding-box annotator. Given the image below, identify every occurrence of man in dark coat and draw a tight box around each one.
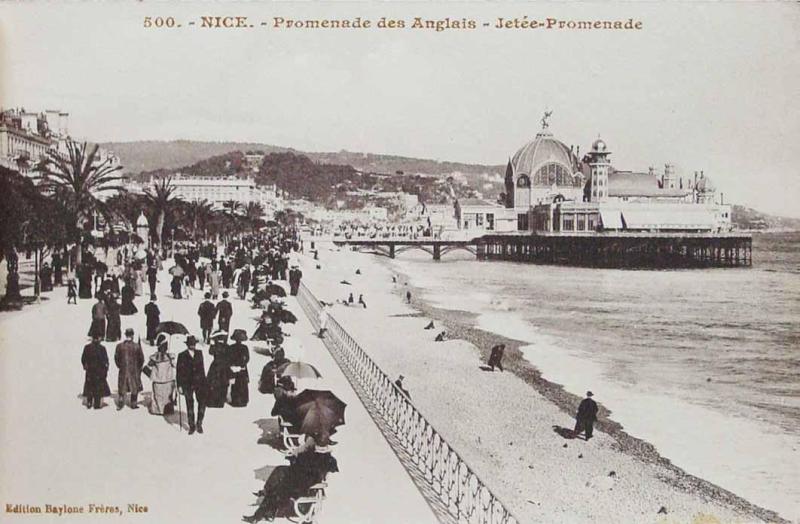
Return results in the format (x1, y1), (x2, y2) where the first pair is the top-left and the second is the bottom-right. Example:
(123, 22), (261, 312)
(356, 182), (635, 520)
(82, 334), (111, 409)
(114, 328), (145, 410)
(288, 265), (302, 296)
(197, 293), (216, 343)
(176, 335), (207, 435)
(144, 295), (160, 345)
(487, 344), (505, 372)
(146, 264), (158, 296)
(215, 291), (233, 333)
(574, 391), (599, 440)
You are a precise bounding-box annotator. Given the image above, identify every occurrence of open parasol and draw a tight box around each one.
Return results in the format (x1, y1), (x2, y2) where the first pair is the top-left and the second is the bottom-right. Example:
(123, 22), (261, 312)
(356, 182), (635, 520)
(265, 283), (287, 297)
(293, 389), (346, 437)
(156, 321), (189, 336)
(169, 265), (185, 277)
(278, 361), (322, 380)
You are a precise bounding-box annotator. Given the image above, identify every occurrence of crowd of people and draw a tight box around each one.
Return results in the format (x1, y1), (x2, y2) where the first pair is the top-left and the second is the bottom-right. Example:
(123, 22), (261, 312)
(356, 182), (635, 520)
(51, 226), (346, 523)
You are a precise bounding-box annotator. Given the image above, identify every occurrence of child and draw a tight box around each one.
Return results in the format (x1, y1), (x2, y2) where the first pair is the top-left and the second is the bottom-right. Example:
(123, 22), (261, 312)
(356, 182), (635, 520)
(67, 278), (77, 304)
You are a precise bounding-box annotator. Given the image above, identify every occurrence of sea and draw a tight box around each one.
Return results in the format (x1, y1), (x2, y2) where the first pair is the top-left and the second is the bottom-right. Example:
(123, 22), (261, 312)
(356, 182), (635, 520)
(389, 231), (800, 520)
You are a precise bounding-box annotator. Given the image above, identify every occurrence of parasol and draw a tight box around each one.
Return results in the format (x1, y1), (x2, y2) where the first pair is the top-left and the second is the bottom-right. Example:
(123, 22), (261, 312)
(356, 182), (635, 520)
(279, 310), (297, 324)
(293, 389), (346, 438)
(135, 249), (147, 260)
(156, 321), (189, 336)
(169, 265), (185, 277)
(265, 283), (287, 297)
(278, 361), (322, 380)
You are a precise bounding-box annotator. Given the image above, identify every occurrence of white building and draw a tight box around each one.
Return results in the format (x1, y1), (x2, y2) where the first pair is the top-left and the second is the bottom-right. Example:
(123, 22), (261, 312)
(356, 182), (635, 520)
(164, 174), (266, 209)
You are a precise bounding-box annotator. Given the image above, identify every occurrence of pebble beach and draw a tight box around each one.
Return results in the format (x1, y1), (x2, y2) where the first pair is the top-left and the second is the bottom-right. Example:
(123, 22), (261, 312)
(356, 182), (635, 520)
(298, 240), (787, 524)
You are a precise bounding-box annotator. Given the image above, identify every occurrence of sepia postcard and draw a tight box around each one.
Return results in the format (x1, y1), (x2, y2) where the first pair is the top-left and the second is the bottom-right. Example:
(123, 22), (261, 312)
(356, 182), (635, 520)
(0, 2), (798, 523)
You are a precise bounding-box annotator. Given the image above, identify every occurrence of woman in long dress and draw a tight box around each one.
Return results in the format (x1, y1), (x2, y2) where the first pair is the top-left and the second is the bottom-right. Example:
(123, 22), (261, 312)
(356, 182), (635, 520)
(243, 434), (338, 523)
(120, 283), (138, 315)
(205, 332), (230, 408)
(144, 339), (176, 415)
(209, 268), (221, 300)
(228, 331), (250, 407)
(134, 268), (144, 296)
(105, 295), (122, 342)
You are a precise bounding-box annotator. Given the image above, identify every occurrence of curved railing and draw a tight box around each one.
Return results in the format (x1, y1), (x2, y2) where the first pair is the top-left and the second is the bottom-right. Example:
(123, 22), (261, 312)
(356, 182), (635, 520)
(297, 282), (520, 524)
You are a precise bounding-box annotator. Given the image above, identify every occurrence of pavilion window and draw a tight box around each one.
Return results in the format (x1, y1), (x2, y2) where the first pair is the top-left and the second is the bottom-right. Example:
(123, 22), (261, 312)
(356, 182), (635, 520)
(577, 215), (586, 231)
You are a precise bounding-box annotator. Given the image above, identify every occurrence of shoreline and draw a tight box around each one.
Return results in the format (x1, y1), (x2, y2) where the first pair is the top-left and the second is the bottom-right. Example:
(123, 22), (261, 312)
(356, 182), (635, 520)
(300, 241), (787, 523)
(394, 280), (786, 523)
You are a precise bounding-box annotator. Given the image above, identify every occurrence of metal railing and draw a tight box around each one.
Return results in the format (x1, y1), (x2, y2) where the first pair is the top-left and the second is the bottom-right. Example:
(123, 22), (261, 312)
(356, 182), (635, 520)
(297, 282), (520, 524)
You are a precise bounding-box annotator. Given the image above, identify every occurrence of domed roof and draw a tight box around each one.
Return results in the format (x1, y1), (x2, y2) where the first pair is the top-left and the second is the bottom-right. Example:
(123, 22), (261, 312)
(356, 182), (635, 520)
(696, 176), (716, 192)
(591, 138), (608, 152)
(511, 131), (575, 176)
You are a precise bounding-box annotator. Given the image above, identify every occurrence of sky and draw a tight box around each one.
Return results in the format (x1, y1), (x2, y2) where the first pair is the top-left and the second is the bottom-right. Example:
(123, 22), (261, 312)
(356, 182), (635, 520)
(1, 2), (798, 217)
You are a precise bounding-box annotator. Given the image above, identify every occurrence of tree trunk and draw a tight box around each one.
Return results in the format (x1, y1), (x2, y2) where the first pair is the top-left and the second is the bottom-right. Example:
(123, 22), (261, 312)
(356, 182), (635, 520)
(156, 211), (165, 247)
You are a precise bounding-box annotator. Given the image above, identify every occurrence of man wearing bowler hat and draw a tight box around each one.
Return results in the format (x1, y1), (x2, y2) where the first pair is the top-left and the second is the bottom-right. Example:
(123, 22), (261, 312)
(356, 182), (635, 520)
(216, 291), (233, 333)
(176, 335), (207, 434)
(574, 391), (599, 440)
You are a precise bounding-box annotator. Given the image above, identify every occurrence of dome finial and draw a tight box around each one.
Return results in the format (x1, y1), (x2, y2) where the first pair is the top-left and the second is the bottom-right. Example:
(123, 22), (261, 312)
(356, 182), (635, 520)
(541, 109), (553, 131)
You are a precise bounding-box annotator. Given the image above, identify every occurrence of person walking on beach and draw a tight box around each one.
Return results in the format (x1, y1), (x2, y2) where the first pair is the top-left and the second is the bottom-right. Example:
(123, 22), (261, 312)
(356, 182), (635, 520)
(574, 391), (599, 440)
(395, 375), (411, 400)
(406, 289), (412, 304)
(177, 335), (207, 435)
(114, 328), (144, 410)
(487, 344), (506, 372)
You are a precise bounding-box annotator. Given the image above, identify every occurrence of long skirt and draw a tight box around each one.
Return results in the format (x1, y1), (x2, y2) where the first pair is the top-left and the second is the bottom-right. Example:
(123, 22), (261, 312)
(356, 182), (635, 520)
(149, 381), (176, 415)
(230, 371), (249, 407)
(146, 321), (158, 343)
(120, 300), (138, 315)
(88, 318), (106, 338)
(206, 361), (229, 408)
(106, 315), (121, 342)
(79, 277), (93, 299)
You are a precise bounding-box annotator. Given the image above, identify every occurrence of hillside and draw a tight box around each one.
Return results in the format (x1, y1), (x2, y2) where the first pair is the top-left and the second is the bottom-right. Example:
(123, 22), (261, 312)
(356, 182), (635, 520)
(101, 140), (505, 178)
(731, 205), (800, 231)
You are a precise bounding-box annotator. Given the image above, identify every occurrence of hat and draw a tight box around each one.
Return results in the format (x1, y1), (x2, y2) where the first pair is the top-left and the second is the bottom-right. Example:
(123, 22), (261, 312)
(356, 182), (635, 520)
(231, 329), (248, 342)
(277, 375), (295, 390)
(222, 291), (229, 298)
(156, 333), (169, 345)
(150, 295), (157, 301)
(204, 292), (211, 299)
(211, 330), (228, 340)
(398, 374), (405, 381)
(125, 328), (135, 337)
(586, 391), (594, 397)
(185, 335), (199, 347)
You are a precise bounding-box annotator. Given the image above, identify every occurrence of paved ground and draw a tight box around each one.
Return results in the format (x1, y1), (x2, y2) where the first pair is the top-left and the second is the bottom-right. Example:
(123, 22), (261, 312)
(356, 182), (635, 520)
(0, 263), (438, 524)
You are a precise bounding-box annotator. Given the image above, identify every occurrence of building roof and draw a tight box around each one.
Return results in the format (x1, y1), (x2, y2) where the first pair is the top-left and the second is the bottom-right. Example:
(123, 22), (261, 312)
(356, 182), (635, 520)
(607, 171), (690, 198)
(459, 198), (501, 208)
(510, 131), (576, 177)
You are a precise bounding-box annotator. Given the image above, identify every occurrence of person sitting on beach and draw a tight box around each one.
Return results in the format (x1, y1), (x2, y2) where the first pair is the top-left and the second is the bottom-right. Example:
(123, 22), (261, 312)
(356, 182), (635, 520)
(573, 391), (599, 440)
(487, 344), (506, 372)
(394, 375), (411, 400)
(434, 330), (447, 342)
(358, 294), (367, 309)
(347, 292), (354, 304)
(424, 320), (435, 330)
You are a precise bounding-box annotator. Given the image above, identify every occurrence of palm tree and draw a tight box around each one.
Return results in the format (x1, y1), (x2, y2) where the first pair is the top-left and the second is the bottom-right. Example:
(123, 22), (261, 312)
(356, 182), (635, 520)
(244, 202), (265, 231)
(183, 199), (214, 240)
(144, 177), (181, 246)
(37, 140), (125, 266)
(223, 199), (244, 217)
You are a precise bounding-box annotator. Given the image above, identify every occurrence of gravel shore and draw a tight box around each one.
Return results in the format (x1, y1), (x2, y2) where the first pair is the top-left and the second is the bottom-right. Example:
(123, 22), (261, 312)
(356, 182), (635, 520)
(299, 242), (787, 524)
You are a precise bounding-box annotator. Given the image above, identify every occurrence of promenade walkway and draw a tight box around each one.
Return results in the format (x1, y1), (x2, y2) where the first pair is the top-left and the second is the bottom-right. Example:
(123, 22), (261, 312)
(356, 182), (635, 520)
(0, 265), (438, 524)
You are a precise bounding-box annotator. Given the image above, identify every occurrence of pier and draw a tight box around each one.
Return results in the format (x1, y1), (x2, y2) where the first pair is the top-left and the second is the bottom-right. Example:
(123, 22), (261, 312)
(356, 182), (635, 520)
(333, 231), (752, 268)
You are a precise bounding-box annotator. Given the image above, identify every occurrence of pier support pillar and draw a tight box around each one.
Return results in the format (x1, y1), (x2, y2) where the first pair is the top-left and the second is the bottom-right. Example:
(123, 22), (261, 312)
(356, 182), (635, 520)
(433, 244), (441, 261)
(388, 245), (395, 259)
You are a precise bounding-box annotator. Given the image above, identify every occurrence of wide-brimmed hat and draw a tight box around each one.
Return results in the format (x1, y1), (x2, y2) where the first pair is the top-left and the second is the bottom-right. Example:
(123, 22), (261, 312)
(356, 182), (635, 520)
(185, 335), (199, 347)
(211, 330), (228, 340)
(231, 329), (248, 342)
(156, 333), (169, 345)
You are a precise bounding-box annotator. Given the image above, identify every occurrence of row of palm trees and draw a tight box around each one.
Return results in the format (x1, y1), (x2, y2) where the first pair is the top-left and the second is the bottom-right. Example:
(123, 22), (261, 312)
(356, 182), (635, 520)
(34, 139), (268, 257)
